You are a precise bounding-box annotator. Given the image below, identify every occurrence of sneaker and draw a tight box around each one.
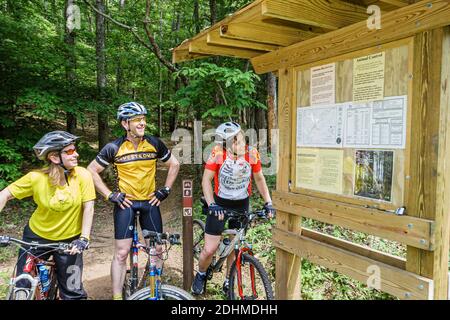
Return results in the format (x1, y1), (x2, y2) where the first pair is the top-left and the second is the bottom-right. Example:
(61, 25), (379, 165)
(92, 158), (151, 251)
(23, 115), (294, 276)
(191, 272), (206, 295)
(222, 279), (230, 295)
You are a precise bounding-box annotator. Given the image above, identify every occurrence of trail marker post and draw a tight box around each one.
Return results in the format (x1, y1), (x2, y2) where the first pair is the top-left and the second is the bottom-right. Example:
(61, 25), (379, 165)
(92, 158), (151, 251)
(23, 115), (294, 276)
(182, 180), (193, 291)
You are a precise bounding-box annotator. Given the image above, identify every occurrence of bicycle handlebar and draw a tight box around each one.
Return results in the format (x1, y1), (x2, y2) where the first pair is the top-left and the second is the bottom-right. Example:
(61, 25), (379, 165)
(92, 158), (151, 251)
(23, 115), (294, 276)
(0, 235), (72, 253)
(142, 230), (181, 245)
(203, 208), (274, 220)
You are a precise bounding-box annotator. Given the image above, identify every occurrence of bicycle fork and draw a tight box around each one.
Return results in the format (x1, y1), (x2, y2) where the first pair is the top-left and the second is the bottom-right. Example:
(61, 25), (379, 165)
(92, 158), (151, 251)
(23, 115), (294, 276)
(235, 246), (257, 300)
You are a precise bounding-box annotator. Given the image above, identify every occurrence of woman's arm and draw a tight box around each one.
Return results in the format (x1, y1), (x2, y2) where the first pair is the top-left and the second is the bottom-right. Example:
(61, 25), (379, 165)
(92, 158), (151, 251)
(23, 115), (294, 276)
(80, 200), (95, 240)
(0, 188), (14, 213)
(202, 169), (216, 206)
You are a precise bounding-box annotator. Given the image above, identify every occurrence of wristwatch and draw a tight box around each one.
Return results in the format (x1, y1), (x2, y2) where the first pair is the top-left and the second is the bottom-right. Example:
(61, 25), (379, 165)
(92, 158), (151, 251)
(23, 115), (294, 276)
(163, 186), (171, 194)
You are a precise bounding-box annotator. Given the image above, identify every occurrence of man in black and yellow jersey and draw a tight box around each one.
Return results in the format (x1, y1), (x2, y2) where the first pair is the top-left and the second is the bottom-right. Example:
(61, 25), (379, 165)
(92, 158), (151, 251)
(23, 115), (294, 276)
(87, 102), (180, 300)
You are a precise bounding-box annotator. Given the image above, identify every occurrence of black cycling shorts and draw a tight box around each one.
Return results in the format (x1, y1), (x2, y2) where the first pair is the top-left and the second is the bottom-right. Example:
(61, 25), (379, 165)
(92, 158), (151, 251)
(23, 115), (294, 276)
(204, 195), (249, 236)
(114, 200), (162, 240)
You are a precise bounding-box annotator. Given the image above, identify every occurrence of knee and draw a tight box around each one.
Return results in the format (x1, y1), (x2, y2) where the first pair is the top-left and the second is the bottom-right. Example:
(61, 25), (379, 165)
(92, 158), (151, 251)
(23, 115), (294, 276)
(202, 243), (218, 258)
(114, 248), (129, 263)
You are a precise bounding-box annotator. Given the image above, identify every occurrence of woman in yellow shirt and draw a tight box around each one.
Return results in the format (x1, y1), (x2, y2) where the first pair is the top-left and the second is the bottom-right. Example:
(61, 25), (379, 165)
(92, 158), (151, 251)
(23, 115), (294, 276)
(0, 131), (96, 299)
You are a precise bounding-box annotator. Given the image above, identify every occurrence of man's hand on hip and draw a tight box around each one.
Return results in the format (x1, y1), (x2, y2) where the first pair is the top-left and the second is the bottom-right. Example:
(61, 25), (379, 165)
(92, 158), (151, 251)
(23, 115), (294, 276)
(108, 192), (133, 209)
(149, 187), (170, 206)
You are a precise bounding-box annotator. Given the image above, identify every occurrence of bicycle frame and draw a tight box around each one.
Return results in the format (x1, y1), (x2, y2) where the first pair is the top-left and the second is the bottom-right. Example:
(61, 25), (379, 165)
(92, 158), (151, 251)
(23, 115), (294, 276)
(125, 216), (181, 300)
(1, 237), (67, 300)
(204, 210), (266, 299)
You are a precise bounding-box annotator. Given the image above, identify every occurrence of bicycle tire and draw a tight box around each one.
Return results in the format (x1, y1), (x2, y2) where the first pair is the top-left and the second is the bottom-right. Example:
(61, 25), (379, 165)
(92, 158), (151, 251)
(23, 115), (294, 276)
(127, 284), (195, 300)
(46, 268), (58, 300)
(228, 253), (274, 300)
(192, 219), (205, 262)
(122, 270), (130, 299)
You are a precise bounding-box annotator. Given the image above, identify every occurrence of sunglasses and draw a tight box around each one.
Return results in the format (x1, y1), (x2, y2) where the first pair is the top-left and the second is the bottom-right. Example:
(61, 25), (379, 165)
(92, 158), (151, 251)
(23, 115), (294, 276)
(61, 147), (77, 156)
(129, 116), (146, 123)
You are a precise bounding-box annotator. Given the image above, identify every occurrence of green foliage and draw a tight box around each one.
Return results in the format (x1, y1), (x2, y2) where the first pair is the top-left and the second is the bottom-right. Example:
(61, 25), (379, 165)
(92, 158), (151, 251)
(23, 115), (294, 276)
(175, 63), (265, 120)
(0, 271), (10, 299)
(0, 139), (23, 189)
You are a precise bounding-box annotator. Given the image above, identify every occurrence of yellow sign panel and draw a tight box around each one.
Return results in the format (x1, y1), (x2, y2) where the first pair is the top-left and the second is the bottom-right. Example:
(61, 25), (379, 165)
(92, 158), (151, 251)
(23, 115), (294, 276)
(353, 52), (385, 102)
(296, 148), (343, 194)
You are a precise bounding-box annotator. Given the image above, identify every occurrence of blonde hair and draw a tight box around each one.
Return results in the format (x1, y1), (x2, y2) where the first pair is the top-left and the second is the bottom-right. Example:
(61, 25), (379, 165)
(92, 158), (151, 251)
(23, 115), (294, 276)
(38, 151), (72, 186)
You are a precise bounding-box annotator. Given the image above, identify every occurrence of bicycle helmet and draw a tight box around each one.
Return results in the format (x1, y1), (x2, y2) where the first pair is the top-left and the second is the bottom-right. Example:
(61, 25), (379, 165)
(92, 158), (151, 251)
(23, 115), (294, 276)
(33, 131), (79, 161)
(215, 121), (241, 141)
(117, 102), (147, 121)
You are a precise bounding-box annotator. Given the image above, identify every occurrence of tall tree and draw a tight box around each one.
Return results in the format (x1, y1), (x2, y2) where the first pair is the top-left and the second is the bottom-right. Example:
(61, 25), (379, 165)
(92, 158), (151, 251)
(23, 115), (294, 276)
(209, 0), (217, 26)
(65, 0), (77, 133)
(193, 0), (201, 34)
(96, 0), (109, 149)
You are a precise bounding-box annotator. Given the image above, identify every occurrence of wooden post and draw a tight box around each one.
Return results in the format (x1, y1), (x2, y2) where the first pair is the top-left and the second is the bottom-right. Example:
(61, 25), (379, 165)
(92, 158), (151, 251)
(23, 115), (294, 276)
(274, 67), (302, 300)
(405, 27), (450, 300)
(182, 180), (194, 291)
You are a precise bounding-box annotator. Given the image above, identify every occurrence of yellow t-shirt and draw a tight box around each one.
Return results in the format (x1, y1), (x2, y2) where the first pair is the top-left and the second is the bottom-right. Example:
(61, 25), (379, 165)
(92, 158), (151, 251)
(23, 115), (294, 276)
(8, 166), (96, 241)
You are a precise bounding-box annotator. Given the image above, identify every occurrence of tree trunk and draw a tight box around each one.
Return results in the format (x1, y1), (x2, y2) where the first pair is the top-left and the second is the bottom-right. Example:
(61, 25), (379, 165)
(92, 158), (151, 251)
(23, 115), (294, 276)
(193, 0), (201, 33)
(65, 0), (77, 133)
(96, 0), (109, 150)
(158, 0), (163, 137)
(209, 0), (217, 26)
(267, 72), (277, 150)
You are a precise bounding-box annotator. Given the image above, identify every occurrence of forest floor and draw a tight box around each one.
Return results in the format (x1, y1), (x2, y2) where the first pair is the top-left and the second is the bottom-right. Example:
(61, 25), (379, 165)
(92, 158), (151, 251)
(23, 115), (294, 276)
(0, 139), (228, 300)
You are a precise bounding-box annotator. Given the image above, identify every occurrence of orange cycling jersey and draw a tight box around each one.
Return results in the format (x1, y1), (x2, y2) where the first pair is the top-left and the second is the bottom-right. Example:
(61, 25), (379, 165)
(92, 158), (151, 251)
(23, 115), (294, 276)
(95, 135), (171, 200)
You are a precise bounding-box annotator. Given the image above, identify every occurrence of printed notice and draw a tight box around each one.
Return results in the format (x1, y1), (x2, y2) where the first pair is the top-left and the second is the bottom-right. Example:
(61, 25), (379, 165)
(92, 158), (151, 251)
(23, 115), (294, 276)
(343, 96), (407, 149)
(296, 148), (343, 194)
(371, 96), (407, 148)
(310, 63), (336, 105)
(354, 150), (393, 202)
(344, 102), (371, 147)
(353, 52), (385, 102)
(297, 104), (344, 148)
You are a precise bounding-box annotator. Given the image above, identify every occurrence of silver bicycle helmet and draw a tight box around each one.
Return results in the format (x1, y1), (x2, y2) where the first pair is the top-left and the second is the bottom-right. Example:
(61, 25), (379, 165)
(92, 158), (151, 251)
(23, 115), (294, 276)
(215, 121), (241, 141)
(33, 131), (79, 160)
(117, 102), (147, 121)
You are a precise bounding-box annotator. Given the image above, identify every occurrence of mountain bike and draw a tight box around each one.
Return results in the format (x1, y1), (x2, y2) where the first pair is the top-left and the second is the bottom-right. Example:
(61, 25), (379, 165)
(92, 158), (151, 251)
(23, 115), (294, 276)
(0, 235), (72, 300)
(193, 199), (274, 300)
(122, 211), (194, 300)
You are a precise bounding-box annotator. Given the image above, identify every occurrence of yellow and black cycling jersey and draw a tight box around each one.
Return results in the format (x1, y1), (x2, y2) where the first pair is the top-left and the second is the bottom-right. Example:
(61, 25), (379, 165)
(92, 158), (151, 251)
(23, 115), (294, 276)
(95, 135), (171, 200)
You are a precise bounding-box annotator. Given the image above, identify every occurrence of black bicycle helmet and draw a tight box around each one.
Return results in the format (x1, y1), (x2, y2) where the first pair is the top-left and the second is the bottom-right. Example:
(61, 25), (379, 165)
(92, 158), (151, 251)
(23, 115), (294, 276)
(33, 131), (79, 161)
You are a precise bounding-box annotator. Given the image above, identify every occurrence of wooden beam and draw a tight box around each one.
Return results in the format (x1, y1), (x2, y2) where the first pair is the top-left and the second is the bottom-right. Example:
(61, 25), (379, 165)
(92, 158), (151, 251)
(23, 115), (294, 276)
(273, 227), (434, 300)
(273, 190), (435, 250)
(172, 48), (209, 64)
(188, 35), (265, 59)
(261, 0), (368, 31)
(376, 0), (410, 8)
(251, 0), (450, 73)
(406, 27), (450, 300)
(207, 29), (280, 52)
(275, 67), (302, 300)
(302, 227), (407, 270)
(220, 22), (317, 47)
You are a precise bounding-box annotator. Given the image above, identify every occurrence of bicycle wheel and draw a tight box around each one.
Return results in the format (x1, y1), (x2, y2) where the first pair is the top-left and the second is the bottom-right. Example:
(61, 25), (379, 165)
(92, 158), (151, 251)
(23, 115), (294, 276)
(127, 284), (195, 300)
(192, 219), (205, 262)
(228, 253), (274, 300)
